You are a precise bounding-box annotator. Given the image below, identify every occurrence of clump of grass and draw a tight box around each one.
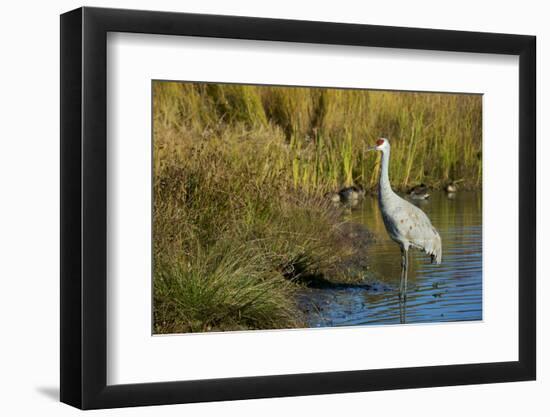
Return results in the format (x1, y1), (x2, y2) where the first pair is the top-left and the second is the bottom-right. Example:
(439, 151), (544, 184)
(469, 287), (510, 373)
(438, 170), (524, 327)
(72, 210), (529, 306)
(154, 241), (301, 334)
(153, 123), (358, 333)
(242, 195), (353, 282)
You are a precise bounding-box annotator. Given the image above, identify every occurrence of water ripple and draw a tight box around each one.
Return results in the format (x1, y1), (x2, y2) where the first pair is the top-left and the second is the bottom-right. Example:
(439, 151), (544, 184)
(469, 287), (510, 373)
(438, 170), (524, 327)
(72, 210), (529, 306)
(299, 191), (482, 327)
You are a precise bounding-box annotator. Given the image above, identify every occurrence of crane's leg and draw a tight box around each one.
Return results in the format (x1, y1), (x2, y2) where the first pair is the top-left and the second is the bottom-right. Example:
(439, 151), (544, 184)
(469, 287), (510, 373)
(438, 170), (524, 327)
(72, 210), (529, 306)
(399, 246), (409, 302)
(399, 297), (407, 324)
(399, 247), (405, 300)
(403, 248), (409, 302)
(398, 246), (407, 323)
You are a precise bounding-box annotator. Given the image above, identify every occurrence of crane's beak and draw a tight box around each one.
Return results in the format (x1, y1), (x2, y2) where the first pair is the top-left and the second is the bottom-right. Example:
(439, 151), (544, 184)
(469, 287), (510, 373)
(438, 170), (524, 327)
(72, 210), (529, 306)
(367, 145), (378, 151)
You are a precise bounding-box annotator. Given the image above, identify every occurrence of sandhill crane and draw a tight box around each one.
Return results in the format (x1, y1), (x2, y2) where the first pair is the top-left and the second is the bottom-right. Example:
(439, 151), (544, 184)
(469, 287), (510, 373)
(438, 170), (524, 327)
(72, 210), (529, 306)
(369, 138), (442, 300)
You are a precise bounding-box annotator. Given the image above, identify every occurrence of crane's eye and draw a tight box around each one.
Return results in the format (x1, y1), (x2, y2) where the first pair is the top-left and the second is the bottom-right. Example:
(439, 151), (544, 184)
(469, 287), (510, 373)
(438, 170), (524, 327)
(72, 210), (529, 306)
(376, 139), (385, 146)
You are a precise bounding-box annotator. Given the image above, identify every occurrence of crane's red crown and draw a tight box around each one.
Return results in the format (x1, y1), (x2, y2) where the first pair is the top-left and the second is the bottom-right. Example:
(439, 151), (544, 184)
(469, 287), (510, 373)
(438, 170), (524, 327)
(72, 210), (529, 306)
(376, 138), (385, 146)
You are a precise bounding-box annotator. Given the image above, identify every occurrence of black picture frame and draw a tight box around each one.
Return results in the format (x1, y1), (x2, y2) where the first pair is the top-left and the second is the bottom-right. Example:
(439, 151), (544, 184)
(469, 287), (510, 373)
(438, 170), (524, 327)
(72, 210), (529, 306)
(60, 6), (536, 410)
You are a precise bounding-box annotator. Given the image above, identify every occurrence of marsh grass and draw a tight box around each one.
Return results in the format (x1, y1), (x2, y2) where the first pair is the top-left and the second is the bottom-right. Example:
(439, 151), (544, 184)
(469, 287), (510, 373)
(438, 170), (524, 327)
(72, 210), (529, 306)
(153, 242), (301, 333)
(153, 81), (482, 333)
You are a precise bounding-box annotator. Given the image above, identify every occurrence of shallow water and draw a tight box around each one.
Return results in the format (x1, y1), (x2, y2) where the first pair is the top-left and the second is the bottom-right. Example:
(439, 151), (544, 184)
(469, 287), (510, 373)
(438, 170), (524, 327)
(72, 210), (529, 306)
(299, 191), (482, 326)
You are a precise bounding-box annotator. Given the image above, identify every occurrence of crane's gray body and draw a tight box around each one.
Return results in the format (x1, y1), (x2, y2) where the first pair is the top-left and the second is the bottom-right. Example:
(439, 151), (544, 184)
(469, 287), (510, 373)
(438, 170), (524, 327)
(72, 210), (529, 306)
(379, 189), (442, 264)
(376, 139), (442, 265)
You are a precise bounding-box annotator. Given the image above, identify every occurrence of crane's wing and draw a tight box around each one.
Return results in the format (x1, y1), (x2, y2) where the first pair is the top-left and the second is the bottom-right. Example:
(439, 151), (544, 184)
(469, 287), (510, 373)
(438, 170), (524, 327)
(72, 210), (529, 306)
(387, 197), (442, 264)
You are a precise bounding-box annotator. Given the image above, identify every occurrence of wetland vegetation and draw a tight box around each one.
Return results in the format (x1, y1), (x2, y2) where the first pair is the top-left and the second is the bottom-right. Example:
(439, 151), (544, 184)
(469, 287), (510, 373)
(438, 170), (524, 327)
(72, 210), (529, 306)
(152, 81), (482, 334)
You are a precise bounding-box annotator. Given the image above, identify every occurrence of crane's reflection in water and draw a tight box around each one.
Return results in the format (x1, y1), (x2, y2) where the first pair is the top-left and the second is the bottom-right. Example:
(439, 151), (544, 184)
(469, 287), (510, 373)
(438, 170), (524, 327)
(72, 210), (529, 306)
(298, 191), (482, 326)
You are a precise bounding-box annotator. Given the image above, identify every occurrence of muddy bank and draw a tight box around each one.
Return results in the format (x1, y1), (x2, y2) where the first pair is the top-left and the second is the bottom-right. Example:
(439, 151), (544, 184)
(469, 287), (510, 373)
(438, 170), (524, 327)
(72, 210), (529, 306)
(296, 281), (394, 327)
(291, 220), (378, 289)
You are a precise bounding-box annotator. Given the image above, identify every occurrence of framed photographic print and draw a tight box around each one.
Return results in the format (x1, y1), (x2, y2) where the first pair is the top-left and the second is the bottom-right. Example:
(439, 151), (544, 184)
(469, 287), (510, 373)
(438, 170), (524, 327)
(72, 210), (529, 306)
(60, 6), (536, 410)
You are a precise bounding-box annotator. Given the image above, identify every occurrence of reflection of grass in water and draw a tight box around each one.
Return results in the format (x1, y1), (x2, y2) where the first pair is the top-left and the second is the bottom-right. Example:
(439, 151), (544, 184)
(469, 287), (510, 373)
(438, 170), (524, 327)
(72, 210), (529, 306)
(153, 82), (482, 333)
(304, 192), (482, 327)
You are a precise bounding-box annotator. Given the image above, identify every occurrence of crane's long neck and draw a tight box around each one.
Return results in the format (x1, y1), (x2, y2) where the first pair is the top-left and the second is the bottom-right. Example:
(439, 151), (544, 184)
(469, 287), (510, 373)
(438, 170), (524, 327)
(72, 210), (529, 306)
(378, 148), (393, 197)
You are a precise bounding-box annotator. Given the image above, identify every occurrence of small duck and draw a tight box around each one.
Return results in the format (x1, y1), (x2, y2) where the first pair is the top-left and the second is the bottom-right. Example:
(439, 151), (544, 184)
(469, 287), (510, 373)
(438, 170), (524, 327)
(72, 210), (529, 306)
(445, 179), (465, 194)
(407, 183), (430, 200)
(324, 191), (342, 205)
(338, 185), (365, 203)
(444, 181), (458, 193)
